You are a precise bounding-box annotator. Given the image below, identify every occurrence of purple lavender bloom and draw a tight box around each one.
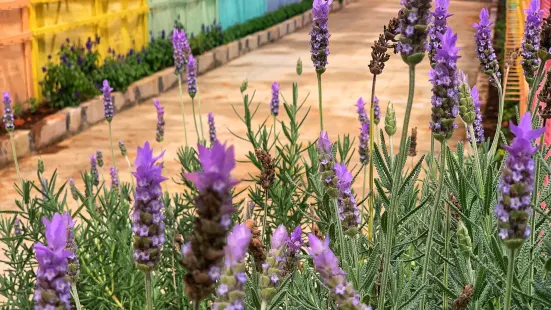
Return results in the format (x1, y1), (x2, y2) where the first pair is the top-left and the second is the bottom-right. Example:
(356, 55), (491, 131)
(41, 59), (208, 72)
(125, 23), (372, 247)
(495, 113), (544, 249)
(522, 0), (544, 84)
(172, 28), (191, 74)
(271, 82), (280, 116)
(334, 163), (360, 234)
(154, 99), (165, 143)
(318, 131), (338, 197)
(309, 0), (333, 74)
(468, 86), (485, 143)
(473, 8), (501, 84)
(132, 142), (167, 271)
(260, 225), (289, 303)
(208, 112), (217, 145)
(397, 0), (432, 63)
(213, 224), (252, 310)
(356, 97), (368, 125)
(318, 130), (332, 154)
(96, 150), (104, 168)
(284, 225), (303, 274)
(373, 96), (381, 125)
(14, 217), (22, 236)
(33, 213), (74, 309)
(187, 54), (197, 98)
(2, 91), (14, 132)
(102, 80), (114, 122)
(359, 122), (370, 165)
(110, 167), (119, 190)
(427, 0), (452, 65)
(90, 154), (99, 186)
(308, 234), (371, 310)
(119, 141), (127, 156)
(429, 28), (460, 142)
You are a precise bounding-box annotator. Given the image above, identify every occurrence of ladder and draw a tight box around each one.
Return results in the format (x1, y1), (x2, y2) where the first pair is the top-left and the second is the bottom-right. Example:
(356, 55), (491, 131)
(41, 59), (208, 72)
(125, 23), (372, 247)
(504, 0), (527, 110)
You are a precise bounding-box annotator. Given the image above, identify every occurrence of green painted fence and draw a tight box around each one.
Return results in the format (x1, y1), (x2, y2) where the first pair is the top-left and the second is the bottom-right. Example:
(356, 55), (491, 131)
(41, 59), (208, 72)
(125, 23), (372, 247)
(217, 0), (266, 29)
(148, 0), (218, 37)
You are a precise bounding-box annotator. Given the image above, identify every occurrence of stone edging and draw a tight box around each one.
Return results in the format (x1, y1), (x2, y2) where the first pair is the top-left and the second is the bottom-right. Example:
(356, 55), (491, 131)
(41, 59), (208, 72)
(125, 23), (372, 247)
(0, 0), (354, 169)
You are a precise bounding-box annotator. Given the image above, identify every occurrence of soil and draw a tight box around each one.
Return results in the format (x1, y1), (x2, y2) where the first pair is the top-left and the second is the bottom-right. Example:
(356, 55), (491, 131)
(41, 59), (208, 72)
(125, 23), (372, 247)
(0, 105), (60, 136)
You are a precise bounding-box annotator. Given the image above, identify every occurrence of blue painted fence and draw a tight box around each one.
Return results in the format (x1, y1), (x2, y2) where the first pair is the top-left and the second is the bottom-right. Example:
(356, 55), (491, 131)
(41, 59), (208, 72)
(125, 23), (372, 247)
(266, 0), (300, 13)
(218, 0), (266, 29)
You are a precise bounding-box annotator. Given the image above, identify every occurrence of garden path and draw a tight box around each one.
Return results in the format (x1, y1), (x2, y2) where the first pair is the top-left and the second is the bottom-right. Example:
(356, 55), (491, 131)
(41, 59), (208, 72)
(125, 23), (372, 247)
(0, 0), (487, 210)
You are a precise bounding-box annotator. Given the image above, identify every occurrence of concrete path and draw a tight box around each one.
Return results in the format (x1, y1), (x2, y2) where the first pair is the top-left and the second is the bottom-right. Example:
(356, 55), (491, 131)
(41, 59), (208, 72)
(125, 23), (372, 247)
(0, 0), (487, 210)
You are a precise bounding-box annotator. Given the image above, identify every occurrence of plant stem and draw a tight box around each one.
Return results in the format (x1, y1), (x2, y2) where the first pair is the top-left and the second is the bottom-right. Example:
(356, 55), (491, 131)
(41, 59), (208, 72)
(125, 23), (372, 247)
(177, 75), (189, 147)
(488, 76), (504, 161)
(262, 189), (269, 242)
(361, 166), (367, 224)
(196, 86), (205, 141)
(8, 132), (22, 185)
(378, 65), (416, 310)
(504, 249), (516, 310)
(191, 97), (201, 144)
(468, 124), (485, 196)
(194, 301), (201, 310)
(124, 155), (135, 189)
(334, 198), (347, 262)
(420, 142), (447, 310)
(145, 272), (153, 310)
(527, 63), (545, 113)
(389, 135), (394, 169)
(108, 123), (118, 177)
(443, 199), (450, 310)
(261, 301), (267, 310)
(71, 284), (82, 310)
(317, 73), (324, 131)
(368, 74), (377, 242)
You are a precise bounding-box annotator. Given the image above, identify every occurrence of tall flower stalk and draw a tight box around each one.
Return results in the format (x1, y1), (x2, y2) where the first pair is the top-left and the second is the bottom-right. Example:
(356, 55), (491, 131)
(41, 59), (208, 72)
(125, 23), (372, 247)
(522, 0), (543, 86)
(208, 112), (217, 145)
(181, 142), (239, 304)
(187, 54), (201, 143)
(154, 99), (165, 143)
(119, 140), (135, 189)
(2, 91), (21, 185)
(131, 142), (167, 310)
(172, 28), (191, 146)
(260, 225), (288, 309)
(102, 80), (118, 178)
(310, 0), (332, 131)
(422, 27), (460, 310)
(271, 81), (280, 143)
(356, 97), (370, 227)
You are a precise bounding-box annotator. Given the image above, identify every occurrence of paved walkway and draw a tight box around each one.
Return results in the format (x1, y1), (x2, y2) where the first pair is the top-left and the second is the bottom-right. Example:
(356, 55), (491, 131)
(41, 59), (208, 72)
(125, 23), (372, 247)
(0, 0), (487, 209)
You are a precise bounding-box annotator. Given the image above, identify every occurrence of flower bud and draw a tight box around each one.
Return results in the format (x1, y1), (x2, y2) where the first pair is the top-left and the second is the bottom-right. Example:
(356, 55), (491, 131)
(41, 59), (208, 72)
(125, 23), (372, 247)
(457, 221), (472, 259)
(296, 58), (303, 76)
(384, 102), (397, 136)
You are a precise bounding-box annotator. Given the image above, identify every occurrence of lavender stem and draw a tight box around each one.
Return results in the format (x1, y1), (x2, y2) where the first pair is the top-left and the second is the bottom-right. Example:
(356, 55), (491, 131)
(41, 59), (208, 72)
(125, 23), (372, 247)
(468, 124), (484, 195)
(8, 132), (22, 185)
(124, 155), (135, 189)
(527, 63), (545, 113)
(145, 272), (153, 310)
(108, 123), (118, 178)
(488, 75), (503, 160)
(368, 74), (376, 241)
(196, 86), (205, 142)
(504, 249), (515, 310)
(71, 284), (82, 310)
(191, 97), (201, 144)
(317, 73), (324, 131)
(177, 75), (189, 147)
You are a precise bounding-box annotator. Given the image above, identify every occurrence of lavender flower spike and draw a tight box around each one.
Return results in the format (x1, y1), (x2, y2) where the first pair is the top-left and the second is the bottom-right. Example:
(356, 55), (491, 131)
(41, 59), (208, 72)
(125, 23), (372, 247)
(182, 142), (239, 301)
(334, 163), (361, 235)
(284, 226), (303, 273)
(2, 91), (14, 132)
(119, 140), (127, 156)
(429, 27), (460, 142)
(208, 112), (217, 144)
(495, 113), (544, 249)
(308, 234), (371, 310)
(271, 82), (280, 116)
(359, 123), (370, 165)
(260, 225), (288, 303)
(213, 224), (252, 310)
(154, 99), (165, 143)
(427, 0), (452, 66)
(33, 213), (74, 309)
(373, 96), (381, 125)
(469, 86), (485, 143)
(110, 167), (119, 190)
(356, 97), (368, 125)
(102, 80), (114, 122)
(318, 131), (338, 197)
(522, 0), (544, 84)
(187, 54), (197, 98)
(473, 8), (501, 83)
(132, 142), (167, 272)
(397, 0), (432, 65)
(172, 28), (191, 75)
(310, 0), (333, 74)
(90, 154), (99, 186)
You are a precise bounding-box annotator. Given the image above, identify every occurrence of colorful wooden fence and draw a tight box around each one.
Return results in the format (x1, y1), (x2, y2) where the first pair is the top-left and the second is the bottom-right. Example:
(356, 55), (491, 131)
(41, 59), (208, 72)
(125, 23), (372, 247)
(148, 0), (217, 37)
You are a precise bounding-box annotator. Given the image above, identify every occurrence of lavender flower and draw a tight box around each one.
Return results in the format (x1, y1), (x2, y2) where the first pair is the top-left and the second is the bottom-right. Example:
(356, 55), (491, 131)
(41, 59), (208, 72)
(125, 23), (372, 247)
(260, 225), (288, 303)
(187, 54), (197, 98)
(359, 123), (370, 165)
(271, 82), (280, 116)
(110, 167), (119, 190)
(334, 163), (360, 234)
(96, 150), (104, 168)
(310, 0), (333, 74)
(208, 112), (217, 144)
(356, 97), (368, 125)
(14, 217), (22, 236)
(102, 80), (114, 122)
(90, 155), (99, 186)
(427, 0), (452, 66)
(154, 99), (165, 143)
(469, 86), (485, 143)
(33, 213), (74, 309)
(65, 216), (79, 284)
(2, 91), (14, 132)
(284, 226), (303, 274)
(473, 8), (501, 83)
(172, 28), (191, 74)
(119, 140), (127, 156)
(131, 142), (167, 272)
(522, 0), (543, 84)
(457, 72), (485, 143)
(318, 131), (338, 197)
(495, 113), (544, 249)
(308, 234), (370, 310)
(429, 28), (460, 142)
(182, 142), (239, 301)
(397, 0), (432, 65)
(69, 178), (79, 201)
(373, 96), (381, 125)
(213, 224), (252, 310)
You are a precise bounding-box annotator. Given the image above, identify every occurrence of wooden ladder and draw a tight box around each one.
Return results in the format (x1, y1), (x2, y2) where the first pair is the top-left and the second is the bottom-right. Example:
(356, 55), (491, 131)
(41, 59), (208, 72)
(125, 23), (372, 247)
(505, 0), (528, 112)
